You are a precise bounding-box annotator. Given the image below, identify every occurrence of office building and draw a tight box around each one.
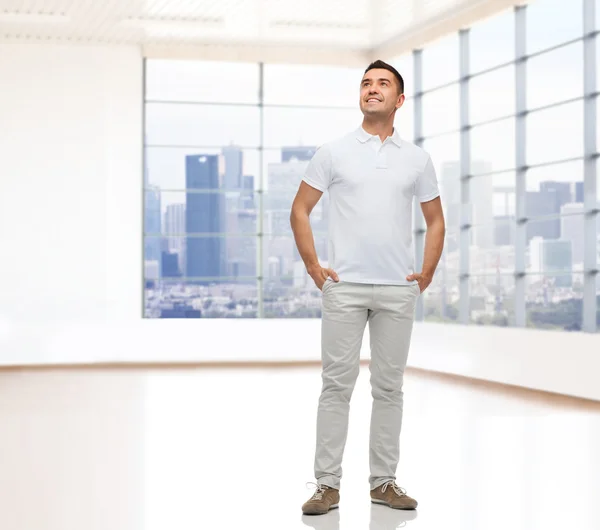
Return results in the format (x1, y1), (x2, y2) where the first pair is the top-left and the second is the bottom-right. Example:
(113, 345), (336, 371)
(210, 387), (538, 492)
(529, 237), (573, 287)
(186, 154), (226, 282)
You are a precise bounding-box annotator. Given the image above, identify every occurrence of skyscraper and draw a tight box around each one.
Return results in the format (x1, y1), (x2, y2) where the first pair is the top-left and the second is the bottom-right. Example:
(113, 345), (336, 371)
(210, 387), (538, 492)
(526, 189), (560, 241)
(575, 181), (584, 203)
(144, 143), (162, 273)
(282, 146), (317, 162)
(221, 146), (246, 278)
(241, 175), (255, 209)
(540, 181), (572, 209)
(234, 210), (257, 280)
(161, 251), (181, 278)
(222, 145), (243, 190)
(243, 175), (254, 191)
(528, 237), (573, 287)
(164, 203), (186, 276)
(267, 159), (311, 232)
(265, 159), (314, 280)
(561, 203), (585, 267)
(186, 154), (225, 283)
(526, 181), (573, 242)
(144, 187), (162, 262)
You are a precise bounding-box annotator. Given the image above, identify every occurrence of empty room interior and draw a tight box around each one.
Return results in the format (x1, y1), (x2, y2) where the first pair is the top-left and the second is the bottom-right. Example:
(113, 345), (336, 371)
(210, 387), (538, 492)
(1, 0), (600, 529)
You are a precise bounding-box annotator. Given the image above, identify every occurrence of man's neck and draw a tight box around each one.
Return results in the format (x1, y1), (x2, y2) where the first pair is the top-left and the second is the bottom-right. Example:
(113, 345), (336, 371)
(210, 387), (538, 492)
(362, 118), (395, 143)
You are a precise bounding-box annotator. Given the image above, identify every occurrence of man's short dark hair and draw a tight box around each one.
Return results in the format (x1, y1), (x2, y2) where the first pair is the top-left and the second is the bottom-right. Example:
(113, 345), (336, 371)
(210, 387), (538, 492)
(364, 60), (404, 95)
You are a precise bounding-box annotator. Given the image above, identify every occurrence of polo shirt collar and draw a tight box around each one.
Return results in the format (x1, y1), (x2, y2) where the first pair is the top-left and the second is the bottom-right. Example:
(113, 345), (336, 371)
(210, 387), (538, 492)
(355, 126), (403, 147)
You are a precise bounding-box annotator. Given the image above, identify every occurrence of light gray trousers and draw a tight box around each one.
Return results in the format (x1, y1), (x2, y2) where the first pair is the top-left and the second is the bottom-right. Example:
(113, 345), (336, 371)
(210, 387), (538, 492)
(314, 279), (420, 491)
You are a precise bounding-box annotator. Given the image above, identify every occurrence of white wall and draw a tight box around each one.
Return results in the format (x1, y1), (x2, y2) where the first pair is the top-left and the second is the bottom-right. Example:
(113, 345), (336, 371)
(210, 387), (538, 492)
(0, 41), (143, 337)
(0, 41), (599, 403)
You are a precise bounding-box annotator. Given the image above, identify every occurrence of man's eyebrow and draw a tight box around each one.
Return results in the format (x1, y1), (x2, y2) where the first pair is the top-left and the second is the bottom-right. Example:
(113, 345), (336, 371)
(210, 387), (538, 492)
(361, 77), (392, 84)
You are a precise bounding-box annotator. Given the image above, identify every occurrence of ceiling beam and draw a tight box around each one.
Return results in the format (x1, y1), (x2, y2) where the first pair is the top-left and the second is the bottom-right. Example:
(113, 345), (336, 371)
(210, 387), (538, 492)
(143, 42), (371, 66)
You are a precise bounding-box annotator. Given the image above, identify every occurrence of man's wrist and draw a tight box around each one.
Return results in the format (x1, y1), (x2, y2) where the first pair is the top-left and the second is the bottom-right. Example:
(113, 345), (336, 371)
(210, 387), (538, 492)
(421, 271), (434, 282)
(306, 262), (320, 275)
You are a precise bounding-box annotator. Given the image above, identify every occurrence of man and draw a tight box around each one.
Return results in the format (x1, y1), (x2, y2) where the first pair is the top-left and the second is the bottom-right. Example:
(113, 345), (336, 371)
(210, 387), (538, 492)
(290, 60), (445, 516)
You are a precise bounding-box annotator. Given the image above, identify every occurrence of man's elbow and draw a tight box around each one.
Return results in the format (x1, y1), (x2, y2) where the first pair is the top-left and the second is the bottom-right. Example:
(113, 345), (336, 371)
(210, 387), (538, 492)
(290, 203), (307, 227)
(437, 217), (446, 234)
(427, 216), (445, 235)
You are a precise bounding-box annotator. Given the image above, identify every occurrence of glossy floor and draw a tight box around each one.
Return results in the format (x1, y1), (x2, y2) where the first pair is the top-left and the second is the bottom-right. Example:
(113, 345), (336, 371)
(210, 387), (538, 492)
(1, 365), (599, 530)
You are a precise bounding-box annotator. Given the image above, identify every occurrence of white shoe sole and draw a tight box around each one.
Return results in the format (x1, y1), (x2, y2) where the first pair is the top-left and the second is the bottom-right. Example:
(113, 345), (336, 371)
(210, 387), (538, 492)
(302, 504), (339, 516)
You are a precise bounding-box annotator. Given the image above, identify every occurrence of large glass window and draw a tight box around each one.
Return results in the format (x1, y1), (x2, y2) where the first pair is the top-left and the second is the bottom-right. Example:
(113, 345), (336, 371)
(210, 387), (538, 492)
(527, 42), (583, 110)
(469, 275), (515, 327)
(145, 147), (260, 190)
(144, 278), (259, 319)
(487, 171), (517, 216)
(525, 160), (584, 219)
(143, 1), (599, 330)
(145, 104), (261, 147)
(424, 231), (460, 323)
(526, 0), (583, 54)
(470, 221), (515, 275)
(263, 64), (363, 108)
(263, 107), (361, 147)
(144, 60), (365, 318)
(422, 134), (461, 231)
(470, 118), (516, 174)
(469, 65), (515, 124)
(525, 216), (582, 265)
(526, 100), (584, 166)
(462, 0), (593, 332)
(469, 8), (515, 74)
(422, 34), (460, 91)
(470, 174), (516, 277)
(146, 60), (260, 104)
(422, 84), (459, 136)
(422, 134), (461, 177)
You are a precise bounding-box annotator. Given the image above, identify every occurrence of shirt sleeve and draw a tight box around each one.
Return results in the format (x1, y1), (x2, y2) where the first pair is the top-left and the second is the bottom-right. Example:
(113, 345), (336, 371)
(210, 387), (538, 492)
(302, 144), (332, 192)
(416, 155), (440, 203)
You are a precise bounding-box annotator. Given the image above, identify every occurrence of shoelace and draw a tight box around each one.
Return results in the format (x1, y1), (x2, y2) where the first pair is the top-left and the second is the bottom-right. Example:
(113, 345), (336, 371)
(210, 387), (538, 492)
(306, 482), (329, 501)
(381, 481), (407, 497)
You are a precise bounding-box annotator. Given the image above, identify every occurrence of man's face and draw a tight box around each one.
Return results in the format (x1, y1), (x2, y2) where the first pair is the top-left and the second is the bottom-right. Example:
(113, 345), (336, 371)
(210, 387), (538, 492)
(359, 68), (405, 118)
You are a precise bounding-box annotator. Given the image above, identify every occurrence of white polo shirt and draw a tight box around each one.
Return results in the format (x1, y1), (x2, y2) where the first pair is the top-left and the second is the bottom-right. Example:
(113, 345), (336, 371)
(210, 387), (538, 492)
(302, 126), (439, 285)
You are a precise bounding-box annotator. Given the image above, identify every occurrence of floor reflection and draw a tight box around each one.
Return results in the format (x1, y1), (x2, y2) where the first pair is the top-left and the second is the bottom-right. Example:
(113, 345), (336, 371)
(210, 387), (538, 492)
(1, 366), (599, 530)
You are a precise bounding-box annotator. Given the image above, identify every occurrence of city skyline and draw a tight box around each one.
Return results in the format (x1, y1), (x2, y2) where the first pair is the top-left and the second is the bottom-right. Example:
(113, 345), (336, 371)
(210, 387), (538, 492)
(145, 141), (599, 322)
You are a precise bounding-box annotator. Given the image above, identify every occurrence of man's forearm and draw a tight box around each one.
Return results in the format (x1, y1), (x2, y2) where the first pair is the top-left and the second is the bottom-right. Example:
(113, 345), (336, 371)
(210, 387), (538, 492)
(421, 220), (445, 279)
(290, 210), (320, 272)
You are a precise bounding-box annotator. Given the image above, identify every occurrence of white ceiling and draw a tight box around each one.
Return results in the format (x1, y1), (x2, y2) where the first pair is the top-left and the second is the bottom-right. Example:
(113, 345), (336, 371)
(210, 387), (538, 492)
(0, 0), (524, 64)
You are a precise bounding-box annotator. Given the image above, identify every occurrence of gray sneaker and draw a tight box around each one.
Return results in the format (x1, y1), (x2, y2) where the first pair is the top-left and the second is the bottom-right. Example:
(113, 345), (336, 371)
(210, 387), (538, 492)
(370, 481), (418, 510)
(302, 483), (340, 515)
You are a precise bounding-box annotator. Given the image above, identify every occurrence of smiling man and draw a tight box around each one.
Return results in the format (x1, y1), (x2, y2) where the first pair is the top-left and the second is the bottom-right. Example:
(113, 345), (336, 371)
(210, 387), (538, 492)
(290, 60), (445, 515)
